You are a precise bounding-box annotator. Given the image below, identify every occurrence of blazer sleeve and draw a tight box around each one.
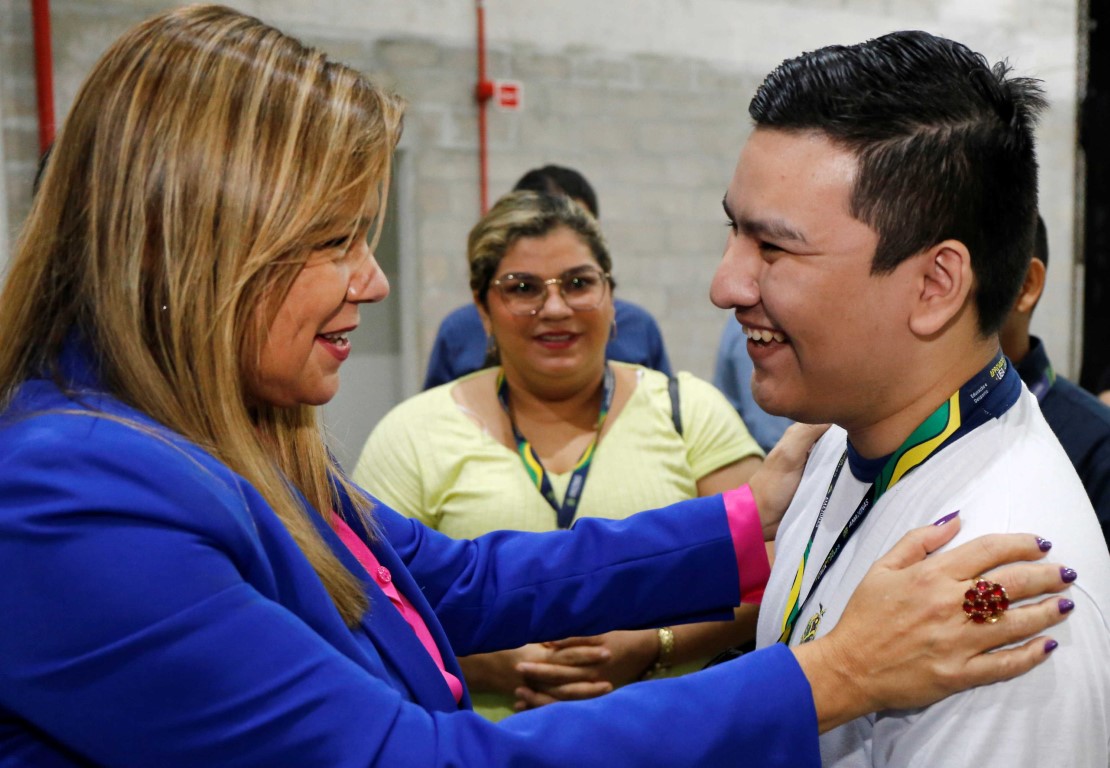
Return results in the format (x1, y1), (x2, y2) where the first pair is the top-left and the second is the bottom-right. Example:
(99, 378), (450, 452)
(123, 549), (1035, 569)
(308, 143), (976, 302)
(391, 643), (820, 768)
(0, 410), (817, 768)
(374, 494), (749, 654)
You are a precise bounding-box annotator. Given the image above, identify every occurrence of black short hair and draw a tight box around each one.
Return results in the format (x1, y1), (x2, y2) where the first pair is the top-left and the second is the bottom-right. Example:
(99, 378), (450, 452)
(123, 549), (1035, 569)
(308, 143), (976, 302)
(1034, 214), (1048, 269)
(749, 30), (1046, 334)
(512, 164), (599, 218)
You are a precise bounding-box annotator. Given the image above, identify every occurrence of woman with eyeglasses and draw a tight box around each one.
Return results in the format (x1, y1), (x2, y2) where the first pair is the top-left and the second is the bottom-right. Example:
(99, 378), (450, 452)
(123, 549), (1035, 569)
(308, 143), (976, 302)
(355, 191), (796, 717)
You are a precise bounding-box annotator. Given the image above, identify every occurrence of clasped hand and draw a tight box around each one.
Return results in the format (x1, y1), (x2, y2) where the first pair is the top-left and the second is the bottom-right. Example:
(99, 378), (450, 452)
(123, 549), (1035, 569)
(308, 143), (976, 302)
(512, 630), (659, 710)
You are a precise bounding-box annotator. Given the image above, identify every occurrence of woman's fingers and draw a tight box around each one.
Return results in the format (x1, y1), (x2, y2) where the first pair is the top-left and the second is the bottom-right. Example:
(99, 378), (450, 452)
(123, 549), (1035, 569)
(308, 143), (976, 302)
(980, 561), (1075, 601)
(542, 636), (607, 650)
(869, 516), (1064, 586)
(513, 680), (614, 709)
(750, 423), (831, 539)
(513, 687), (555, 710)
(957, 631), (1061, 690)
(544, 643), (612, 666)
(925, 530), (1057, 583)
(866, 513), (962, 571)
(983, 591), (1074, 644)
(517, 660), (603, 687)
(513, 681), (614, 710)
(797, 524), (1079, 733)
(768, 423), (830, 466)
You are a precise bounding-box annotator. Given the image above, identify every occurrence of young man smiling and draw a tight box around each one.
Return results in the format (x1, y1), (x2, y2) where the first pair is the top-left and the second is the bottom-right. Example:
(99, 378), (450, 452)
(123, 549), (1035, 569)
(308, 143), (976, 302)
(711, 31), (1110, 767)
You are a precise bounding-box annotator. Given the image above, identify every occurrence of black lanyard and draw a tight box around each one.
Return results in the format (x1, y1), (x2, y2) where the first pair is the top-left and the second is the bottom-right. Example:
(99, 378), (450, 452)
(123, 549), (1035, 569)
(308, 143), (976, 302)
(496, 365), (615, 529)
(778, 350), (1021, 644)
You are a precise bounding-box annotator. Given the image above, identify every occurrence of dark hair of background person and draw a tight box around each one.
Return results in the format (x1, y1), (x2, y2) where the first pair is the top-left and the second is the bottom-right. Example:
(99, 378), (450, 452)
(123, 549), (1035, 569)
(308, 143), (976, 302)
(748, 29), (1046, 335)
(1034, 214), (1048, 268)
(513, 164), (600, 219)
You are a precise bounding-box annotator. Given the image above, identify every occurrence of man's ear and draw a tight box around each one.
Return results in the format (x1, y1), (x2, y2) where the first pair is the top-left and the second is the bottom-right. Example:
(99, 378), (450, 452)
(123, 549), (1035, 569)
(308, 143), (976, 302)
(908, 240), (974, 337)
(1012, 257), (1047, 315)
(474, 292), (493, 335)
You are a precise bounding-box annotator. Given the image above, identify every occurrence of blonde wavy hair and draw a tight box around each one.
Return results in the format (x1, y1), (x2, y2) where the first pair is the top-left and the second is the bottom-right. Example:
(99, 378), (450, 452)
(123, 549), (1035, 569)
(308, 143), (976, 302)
(0, 5), (404, 625)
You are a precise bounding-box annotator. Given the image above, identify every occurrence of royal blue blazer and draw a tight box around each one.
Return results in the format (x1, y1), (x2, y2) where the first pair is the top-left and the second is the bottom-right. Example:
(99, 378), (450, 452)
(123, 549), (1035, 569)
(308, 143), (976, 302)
(0, 348), (818, 767)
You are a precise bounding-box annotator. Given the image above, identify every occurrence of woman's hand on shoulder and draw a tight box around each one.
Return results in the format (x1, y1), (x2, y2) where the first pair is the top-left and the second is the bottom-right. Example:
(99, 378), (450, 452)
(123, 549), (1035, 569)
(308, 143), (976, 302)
(793, 516), (1075, 733)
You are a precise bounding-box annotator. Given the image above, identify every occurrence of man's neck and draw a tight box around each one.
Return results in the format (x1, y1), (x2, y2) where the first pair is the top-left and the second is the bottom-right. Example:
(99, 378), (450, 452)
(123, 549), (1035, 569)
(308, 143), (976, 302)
(844, 339), (1000, 459)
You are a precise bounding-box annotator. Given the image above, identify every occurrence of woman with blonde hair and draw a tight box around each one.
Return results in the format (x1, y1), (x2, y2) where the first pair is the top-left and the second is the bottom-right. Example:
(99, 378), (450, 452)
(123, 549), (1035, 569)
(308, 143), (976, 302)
(0, 5), (1078, 767)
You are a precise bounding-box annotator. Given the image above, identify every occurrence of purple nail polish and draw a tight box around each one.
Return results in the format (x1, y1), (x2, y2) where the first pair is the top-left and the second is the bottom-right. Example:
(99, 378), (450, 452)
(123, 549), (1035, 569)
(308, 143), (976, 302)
(1061, 567), (1078, 583)
(1044, 639), (1059, 654)
(933, 510), (960, 526)
(1036, 537), (1052, 552)
(1059, 598), (1075, 614)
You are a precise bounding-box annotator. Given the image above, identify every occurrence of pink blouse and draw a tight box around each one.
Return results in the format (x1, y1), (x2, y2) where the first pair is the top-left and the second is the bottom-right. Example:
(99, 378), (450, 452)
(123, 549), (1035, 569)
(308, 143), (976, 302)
(329, 512), (464, 704)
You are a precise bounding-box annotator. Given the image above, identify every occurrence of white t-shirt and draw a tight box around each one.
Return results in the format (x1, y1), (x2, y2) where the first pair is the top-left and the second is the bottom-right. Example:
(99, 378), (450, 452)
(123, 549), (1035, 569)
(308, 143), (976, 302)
(756, 387), (1110, 767)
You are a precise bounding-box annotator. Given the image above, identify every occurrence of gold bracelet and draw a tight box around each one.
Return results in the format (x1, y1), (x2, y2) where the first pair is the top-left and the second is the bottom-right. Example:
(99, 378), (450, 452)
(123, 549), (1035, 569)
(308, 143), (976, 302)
(641, 626), (675, 680)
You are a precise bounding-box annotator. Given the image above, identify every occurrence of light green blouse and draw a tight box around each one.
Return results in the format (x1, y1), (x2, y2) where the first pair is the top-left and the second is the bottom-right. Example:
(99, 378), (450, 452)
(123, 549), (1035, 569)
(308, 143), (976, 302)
(351, 362), (762, 719)
(353, 363), (761, 538)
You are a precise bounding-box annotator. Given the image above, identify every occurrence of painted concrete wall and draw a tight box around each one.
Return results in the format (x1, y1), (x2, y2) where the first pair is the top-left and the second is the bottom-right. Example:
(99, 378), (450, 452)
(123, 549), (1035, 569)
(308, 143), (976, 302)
(0, 0), (1082, 467)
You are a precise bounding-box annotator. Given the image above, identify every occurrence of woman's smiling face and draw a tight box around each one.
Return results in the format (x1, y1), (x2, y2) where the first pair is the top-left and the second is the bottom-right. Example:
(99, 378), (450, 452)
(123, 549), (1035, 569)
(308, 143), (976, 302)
(245, 210), (389, 409)
(480, 225), (614, 391)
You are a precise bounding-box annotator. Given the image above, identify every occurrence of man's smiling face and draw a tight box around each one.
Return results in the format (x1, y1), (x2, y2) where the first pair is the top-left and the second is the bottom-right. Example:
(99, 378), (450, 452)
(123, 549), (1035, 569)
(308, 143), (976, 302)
(710, 128), (921, 432)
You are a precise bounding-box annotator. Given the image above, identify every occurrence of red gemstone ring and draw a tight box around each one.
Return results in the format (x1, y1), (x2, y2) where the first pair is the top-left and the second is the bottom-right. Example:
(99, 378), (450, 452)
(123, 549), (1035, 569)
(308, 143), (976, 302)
(963, 578), (1009, 624)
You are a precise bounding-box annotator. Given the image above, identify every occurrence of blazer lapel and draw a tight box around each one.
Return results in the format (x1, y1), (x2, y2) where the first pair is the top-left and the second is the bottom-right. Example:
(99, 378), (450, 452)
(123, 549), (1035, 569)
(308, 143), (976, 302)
(309, 488), (466, 712)
(364, 527), (472, 710)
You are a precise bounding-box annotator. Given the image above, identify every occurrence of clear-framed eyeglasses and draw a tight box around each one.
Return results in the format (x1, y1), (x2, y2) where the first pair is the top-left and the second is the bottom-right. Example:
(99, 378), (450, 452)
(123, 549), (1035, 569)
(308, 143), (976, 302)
(490, 266), (612, 316)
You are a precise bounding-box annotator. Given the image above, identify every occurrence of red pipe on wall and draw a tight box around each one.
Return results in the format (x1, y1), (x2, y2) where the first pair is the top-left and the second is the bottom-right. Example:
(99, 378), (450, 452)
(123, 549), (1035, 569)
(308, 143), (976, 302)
(31, 0), (56, 154)
(475, 0), (493, 215)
